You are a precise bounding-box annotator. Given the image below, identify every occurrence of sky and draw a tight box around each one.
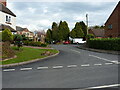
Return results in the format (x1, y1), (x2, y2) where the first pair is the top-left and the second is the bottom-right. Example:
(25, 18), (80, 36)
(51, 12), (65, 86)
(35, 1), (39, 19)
(7, 0), (119, 31)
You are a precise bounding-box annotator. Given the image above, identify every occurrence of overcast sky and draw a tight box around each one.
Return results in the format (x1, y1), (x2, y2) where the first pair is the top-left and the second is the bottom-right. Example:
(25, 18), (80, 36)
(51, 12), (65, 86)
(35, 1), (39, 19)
(7, 0), (118, 31)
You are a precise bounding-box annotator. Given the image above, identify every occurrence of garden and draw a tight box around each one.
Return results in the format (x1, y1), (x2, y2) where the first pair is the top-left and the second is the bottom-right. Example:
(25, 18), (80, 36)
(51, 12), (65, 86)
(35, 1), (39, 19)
(1, 28), (58, 65)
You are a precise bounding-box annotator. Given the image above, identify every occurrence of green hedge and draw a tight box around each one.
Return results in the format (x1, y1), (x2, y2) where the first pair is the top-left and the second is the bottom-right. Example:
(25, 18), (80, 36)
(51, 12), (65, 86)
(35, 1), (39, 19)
(87, 38), (120, 51)
(23, 41), (48, 47)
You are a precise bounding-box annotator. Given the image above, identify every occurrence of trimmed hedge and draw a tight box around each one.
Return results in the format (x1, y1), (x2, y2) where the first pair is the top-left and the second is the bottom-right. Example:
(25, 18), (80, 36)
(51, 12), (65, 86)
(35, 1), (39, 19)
(87, 38), (120, 51)
(23, 41), (48, 47)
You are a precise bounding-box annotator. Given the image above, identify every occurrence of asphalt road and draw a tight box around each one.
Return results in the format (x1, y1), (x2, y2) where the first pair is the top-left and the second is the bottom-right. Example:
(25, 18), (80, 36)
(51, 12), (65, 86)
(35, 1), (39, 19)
(2, 45), (120, 89)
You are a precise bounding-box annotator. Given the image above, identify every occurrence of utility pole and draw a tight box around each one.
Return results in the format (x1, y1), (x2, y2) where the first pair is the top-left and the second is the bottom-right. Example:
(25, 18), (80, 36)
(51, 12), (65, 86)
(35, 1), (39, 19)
(86, 14), (88, 35)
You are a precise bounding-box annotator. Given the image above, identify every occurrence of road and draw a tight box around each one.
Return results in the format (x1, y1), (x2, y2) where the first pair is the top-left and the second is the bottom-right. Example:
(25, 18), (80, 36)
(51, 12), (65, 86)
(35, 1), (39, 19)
(2, 45), (120, 89)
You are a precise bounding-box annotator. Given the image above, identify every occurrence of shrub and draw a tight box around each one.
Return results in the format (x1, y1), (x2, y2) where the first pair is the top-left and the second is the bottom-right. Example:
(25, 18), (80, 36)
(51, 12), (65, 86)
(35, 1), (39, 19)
(2, 28), (13, 42)
(87, 38), (120, 51)
(2, 42), (15, 59)
(86, 34), (95, 40)
(23, 41), (48, 47)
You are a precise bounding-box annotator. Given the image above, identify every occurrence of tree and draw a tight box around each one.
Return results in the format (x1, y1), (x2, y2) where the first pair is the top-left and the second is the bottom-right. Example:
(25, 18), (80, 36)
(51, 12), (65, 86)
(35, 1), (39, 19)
(58, 21), (70, 41)
(80, 21), (87, 37)
(58, 21), (64, 41)
(21, 35), (29, 41)
(13, 34), (23, 50)
(51, 22), (58, 41)
(70, 29), (76, 38)
(46, 29), (52, 43)
(86, 34), (95, 40)
(2, 28), (13, 42)
(74, 22), (84, 38)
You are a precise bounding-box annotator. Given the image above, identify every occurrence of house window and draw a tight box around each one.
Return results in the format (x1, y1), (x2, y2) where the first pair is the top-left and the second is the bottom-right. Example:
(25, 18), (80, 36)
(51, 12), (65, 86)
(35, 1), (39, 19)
(108, 24), (112, 29)
(6, 15), (8, 22)
(9, 16), (11, 22)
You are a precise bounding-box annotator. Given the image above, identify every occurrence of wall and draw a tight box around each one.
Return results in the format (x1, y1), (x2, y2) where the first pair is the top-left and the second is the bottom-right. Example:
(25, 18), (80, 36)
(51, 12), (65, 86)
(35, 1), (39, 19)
(0, 11), (16, 30)
(105, 2), (120, 37)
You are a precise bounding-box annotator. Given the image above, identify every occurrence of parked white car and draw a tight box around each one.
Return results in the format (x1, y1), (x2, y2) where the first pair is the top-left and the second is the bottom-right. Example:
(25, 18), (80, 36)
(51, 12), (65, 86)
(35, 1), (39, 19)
(72, 38), (86, 44)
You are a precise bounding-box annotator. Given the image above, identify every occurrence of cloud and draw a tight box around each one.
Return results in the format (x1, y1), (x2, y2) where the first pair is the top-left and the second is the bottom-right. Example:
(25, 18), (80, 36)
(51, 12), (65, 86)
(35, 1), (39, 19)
(7, 1), (118, 31)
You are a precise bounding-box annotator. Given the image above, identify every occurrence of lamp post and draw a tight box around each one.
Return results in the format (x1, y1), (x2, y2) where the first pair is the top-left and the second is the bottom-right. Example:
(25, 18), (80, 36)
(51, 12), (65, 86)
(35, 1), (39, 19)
(86, 14), (88, 35)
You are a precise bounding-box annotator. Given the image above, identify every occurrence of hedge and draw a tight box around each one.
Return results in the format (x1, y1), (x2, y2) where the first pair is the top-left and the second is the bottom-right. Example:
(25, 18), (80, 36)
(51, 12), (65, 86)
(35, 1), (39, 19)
(87, 38), (120, 51)
(23, 41), (48, 47)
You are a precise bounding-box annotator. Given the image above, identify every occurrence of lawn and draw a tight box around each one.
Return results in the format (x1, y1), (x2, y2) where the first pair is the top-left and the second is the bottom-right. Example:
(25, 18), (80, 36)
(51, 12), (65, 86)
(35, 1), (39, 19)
(1, 46), (59, 65)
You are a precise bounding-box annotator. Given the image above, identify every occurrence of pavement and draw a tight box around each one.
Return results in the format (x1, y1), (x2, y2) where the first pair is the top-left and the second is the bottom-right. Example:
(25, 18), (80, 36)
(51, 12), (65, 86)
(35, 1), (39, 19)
(77, 44), (120, 55)
(2, 45), (120, 89)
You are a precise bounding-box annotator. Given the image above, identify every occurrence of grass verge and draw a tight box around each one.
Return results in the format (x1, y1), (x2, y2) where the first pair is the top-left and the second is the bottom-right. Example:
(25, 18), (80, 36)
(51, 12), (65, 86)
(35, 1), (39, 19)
(1, 46), (59, 65)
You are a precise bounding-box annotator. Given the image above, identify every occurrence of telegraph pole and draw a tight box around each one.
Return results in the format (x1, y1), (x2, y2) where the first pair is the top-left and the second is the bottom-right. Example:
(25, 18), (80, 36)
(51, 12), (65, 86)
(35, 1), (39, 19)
(86, 14), (88, 35)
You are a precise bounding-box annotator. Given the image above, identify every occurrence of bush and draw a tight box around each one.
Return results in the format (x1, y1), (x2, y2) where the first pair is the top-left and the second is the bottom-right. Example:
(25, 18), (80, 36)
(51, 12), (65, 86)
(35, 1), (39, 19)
(87, 38), (120, 51)
(2, 42), (15, 59)
(2, 28), (13, 42)
(86, 34), (95, 40)
(23, 41), (48, 47)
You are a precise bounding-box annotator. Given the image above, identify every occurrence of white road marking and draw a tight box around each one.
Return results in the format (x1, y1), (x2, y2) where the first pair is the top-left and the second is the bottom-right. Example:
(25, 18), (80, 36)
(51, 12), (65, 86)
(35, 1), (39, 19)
(37, 67), (48, 70)
(89, 55), (119, 64)
(20, 68), (32, 71)
(67, 65), (77, 68)
(53, 66), (63, 69)
(111, 61), (120, 64)
(94, 64), (102, 66)
(105, 63), (113, 65)
(3, 69), (15, 72)
(81, 64), (90, 67)
(85, 84), (120, 89)
(70, 49), (81, 53)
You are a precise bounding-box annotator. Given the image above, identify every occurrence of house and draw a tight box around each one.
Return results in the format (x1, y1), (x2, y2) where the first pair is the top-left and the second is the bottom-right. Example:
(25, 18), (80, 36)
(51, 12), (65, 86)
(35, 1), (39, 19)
(104, 1), (120, 38)
(0, 0), (16, 34)
(36, 30), (46, 43)
(88, 28), (105, 38)
(16, 26), (38, 41)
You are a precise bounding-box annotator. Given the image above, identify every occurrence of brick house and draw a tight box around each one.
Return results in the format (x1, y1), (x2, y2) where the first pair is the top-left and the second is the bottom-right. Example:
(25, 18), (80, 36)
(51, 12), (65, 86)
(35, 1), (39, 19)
(88, 28), (105, 38)
(104, 1), (120, 37)
(16, 26), (38, 41)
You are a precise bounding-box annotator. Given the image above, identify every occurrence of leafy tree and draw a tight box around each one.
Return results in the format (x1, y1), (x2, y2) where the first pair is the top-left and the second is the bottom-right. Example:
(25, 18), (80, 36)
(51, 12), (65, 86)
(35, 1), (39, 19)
(80, 21), (87, 37)
(93, 25), (105, 29)
(70, 29), (76, 38)
(46, 29), (52, 43)
(2, 28), (13, 42)
(21, 35), (29, 41)
(58, 21), (70, 40)
(13, 34), (23, 50)
(74, 22), (84, 38)
(86, 34), (95, 40)
(52, 22), (58, 41)
(58, 21), (64, 41)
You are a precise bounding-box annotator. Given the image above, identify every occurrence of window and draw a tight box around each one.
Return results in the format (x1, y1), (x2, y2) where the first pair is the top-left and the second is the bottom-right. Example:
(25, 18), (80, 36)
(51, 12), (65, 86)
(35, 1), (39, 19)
(108, 24), (112, 29)
(6, 15), (8, 22)
(9, 16), (11, 22)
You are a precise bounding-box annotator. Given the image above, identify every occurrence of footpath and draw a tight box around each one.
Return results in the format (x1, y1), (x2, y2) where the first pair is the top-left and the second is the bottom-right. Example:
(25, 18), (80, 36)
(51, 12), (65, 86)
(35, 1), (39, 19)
(77, 44), (120, 55)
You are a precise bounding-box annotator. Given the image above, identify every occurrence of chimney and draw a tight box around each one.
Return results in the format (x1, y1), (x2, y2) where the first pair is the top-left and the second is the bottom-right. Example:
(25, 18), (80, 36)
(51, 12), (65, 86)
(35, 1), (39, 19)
(0, 0), (7, 6)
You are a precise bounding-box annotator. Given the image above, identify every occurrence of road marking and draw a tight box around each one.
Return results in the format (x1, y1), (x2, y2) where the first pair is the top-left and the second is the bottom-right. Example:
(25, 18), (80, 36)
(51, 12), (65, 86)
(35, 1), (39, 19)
(111, 61), (120, 64)
(89, 55), (119, 64)
(94, 64), (102, 66)
(81, 64), (90, 67)
(20, 68), (32, 71)
(67, 65), (77, 68)
(37, 67), (48, 70)
(53, 66), (63, 69)
(3, 69), (15, 72)
(70, 49), (81, 53)
(84, 84), (120, 89)
(105, 63), (113, 65)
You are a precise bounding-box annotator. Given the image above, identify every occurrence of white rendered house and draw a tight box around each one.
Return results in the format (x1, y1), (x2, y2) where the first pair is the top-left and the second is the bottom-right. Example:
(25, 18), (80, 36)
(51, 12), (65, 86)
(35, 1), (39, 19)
(0, 0), (16, 34)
